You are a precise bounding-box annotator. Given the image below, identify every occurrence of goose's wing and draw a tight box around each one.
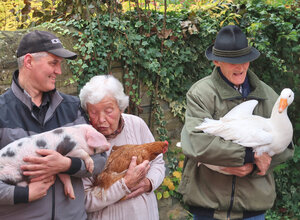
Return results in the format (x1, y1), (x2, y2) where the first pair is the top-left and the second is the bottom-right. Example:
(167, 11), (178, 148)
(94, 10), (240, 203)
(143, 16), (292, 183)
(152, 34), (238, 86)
(195, 100), (258, 132)
(198, 116), (273, 147)
(224, 100), (258, 119)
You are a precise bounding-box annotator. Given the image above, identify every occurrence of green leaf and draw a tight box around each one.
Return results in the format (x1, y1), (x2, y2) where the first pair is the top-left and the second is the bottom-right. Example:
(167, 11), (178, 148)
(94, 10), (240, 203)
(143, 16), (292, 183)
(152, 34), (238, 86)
(135, 21), (143, 28)
(156, 192), (162, 200)
(163, 191), (170, 199)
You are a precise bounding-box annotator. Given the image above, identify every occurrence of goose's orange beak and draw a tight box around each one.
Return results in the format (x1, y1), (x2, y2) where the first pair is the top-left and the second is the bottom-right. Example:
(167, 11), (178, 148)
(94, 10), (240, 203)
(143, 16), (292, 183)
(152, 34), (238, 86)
(278, 98), (288, 113)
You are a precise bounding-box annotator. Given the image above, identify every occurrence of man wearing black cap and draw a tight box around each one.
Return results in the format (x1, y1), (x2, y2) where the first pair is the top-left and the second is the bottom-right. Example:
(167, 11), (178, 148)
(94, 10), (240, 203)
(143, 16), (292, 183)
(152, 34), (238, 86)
(178, 25), (293, 219)
(0, 30), (107, 219)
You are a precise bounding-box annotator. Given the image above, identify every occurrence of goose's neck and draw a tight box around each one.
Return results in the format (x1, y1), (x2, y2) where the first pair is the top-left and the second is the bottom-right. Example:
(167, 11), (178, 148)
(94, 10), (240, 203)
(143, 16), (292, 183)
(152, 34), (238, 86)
(270, 99), (288, 124)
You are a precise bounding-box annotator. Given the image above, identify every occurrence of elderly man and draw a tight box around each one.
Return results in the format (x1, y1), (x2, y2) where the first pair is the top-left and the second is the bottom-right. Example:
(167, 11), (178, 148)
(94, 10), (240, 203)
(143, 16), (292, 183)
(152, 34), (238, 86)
(178, 25), (293, 220)
(0, 30), (106, 219)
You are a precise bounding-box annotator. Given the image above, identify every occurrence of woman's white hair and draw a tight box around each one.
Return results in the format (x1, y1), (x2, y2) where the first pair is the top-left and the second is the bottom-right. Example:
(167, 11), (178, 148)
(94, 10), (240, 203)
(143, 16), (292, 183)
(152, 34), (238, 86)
(79, 75), (129, 112)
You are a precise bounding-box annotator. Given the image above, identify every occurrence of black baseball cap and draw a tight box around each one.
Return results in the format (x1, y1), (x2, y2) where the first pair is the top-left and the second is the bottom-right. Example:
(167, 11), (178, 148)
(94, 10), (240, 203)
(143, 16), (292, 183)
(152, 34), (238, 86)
(17, 30), (77, 59)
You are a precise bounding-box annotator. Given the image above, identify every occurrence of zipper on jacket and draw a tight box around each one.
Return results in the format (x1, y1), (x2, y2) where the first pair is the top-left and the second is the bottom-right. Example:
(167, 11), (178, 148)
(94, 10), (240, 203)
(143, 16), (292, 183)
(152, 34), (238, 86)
(51, 184), (55, 220)
(227, 176), (236, 220)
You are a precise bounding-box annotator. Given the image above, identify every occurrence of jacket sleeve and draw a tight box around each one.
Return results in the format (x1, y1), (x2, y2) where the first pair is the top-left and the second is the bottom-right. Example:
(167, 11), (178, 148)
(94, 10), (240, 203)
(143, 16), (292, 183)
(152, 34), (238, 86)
(181, 90), (247, 167)
(0, 181), (30, 205)
(84, 177), (131, 212)
(146, 153), (165, 193)
(68, 153), (107, 178)
(0, 182), (16, 205)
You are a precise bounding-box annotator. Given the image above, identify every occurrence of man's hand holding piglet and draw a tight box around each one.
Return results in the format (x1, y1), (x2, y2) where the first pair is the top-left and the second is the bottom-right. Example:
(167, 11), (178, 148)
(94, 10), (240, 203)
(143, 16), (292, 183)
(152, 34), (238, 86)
(28, 175), (56, 202)
(21, 149), (71, 182)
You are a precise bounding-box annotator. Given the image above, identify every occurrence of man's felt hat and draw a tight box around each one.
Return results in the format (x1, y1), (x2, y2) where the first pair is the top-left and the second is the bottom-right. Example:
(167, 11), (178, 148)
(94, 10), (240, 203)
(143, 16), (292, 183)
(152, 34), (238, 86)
(17, 30), (77, 59)
(205, 25), (260, 64)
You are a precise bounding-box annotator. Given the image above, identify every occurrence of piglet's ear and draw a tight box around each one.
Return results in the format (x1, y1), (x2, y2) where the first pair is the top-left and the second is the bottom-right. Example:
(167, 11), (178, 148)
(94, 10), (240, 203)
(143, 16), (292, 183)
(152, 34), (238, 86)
(86, 128), (110, 150)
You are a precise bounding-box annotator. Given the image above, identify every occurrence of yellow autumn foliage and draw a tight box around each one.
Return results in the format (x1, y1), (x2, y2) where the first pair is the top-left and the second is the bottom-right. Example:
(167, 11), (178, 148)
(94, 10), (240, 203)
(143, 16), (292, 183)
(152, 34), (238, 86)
(178, 160), (184, 168)
(162, 177), (175, 191)
(173, 171), (182, 180)
(121, 0), (234, 13)
(0, 0), (58, 31)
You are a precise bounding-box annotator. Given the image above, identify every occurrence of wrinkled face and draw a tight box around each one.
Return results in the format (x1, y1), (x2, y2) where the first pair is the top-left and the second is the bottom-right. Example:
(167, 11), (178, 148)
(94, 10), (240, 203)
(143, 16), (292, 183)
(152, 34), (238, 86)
(30, 53), (63, 92)
(87, 96), (122, 136)
(213, 61), (250, 86)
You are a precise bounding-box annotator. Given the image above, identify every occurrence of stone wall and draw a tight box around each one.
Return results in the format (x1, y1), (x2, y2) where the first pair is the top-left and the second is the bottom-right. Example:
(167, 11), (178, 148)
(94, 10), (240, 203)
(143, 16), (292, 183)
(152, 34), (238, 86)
(0, 29), (187, 219)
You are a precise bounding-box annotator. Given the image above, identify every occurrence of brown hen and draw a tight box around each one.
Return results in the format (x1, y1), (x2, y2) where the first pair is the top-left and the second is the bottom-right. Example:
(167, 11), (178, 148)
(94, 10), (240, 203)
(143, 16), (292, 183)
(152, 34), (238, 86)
(95, 141), (168, 190)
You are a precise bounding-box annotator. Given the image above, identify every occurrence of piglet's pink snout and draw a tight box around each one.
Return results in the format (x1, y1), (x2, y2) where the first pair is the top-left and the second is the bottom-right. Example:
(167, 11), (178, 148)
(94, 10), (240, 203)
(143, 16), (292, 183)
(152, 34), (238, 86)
(85, 126), (110, 152)
(99, 143), (110, 152)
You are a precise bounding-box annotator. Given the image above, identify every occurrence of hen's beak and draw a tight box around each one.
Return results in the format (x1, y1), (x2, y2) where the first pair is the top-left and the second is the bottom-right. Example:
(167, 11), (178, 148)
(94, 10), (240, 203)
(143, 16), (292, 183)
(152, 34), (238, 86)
(278, 98), (288, 113)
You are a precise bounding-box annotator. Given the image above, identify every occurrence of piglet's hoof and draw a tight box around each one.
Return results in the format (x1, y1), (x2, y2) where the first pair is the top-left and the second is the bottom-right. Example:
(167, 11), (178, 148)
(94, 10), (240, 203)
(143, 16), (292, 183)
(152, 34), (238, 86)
(84, 158), (94, 174)
(64, 186), (76, 200)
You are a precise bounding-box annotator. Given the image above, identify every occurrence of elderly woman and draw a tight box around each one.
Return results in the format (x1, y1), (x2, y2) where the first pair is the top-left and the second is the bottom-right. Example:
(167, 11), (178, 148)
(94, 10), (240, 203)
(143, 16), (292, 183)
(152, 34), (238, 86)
(79, 75), (165, 220)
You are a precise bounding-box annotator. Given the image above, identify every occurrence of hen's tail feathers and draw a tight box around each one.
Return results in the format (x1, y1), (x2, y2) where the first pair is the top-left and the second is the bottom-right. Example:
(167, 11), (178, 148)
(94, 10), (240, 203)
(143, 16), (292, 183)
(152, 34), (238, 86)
(93, 171), (127, 201)
(95, 170), (127, 190)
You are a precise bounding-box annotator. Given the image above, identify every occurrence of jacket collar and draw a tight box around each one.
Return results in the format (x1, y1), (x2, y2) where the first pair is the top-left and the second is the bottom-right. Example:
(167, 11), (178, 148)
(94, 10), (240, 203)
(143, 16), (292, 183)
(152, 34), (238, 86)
(12, 70), (33, 110)
(211, 67), (268, 101)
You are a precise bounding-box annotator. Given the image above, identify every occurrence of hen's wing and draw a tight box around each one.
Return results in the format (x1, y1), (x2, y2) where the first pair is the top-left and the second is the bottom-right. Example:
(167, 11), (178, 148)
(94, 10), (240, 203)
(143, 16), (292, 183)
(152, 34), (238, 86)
(105, 145), (138, 173)
(105, 143), (160, 173)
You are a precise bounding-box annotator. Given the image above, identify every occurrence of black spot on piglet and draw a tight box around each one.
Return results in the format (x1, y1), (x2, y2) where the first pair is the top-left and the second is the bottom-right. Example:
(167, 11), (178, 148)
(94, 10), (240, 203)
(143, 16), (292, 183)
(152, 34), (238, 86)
(2, 148), (15, 157)
(56, 136), (76, 156)
(53, 128), (63, 134)
(36, 140), (47, 148)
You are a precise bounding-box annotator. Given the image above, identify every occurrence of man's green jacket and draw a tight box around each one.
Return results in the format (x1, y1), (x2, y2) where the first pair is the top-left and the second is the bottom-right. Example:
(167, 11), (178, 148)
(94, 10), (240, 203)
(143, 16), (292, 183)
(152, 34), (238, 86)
(179, 67), (294, 219)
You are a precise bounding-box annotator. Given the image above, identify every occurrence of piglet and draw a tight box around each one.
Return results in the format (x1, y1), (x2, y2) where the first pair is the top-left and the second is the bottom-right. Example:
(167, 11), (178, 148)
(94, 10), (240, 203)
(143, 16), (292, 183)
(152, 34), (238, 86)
(0, 124), (110, 199)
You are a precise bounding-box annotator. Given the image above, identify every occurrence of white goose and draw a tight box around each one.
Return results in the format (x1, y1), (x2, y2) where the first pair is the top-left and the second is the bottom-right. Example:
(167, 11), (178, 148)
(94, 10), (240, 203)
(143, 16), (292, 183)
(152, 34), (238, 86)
(196, 88), (294, 156)
(195, 88), (294, 174)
